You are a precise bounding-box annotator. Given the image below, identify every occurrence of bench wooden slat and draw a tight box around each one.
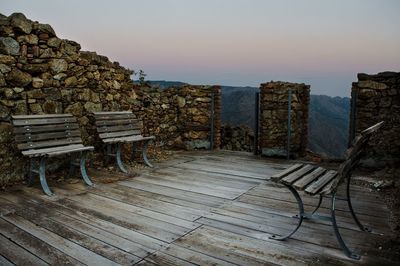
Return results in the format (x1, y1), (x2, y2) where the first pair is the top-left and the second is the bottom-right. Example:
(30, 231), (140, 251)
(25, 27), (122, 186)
(17, 138), (83, 151)
(13, 124), (80, 134)
(103, 135), (155, 144)
(96, 124), (140, 133)
(15, 130), (81, 143)
(293, 167), (326, 190)
(93, 111), (132, 115)
(305, 170), (338, 195)
(99, 130), (141, 139)
(270, 163), (303, 182)
(13, 117), (77, 126)
(281, 164), (315, 185)
(94, 113), (136, 121)
(21, 144), (86, 157)
(95, 119), (139, 127)
(12, 114), (72, 119)
(47, 146), (94, 157)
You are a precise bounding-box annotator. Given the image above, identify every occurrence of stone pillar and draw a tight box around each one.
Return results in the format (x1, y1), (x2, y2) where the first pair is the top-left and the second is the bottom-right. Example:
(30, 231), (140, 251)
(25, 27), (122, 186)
(350, 72), (400, 166)
(212, 86), (222, 149)
(260, 81), (310, 157)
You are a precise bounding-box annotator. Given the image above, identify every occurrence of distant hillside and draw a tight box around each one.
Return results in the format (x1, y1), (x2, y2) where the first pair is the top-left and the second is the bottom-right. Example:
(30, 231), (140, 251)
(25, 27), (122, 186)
(148, 80), (188, 89)
(308, 95), (350, 158)
(148, 81), (350, 158)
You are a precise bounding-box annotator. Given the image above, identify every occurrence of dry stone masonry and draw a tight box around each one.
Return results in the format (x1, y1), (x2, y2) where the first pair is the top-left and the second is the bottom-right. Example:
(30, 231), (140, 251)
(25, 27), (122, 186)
(349, 72), (400, 167)
(220, 125), (254, 152)
(259, 81), (310, 157)
(0, 13), (220, 186)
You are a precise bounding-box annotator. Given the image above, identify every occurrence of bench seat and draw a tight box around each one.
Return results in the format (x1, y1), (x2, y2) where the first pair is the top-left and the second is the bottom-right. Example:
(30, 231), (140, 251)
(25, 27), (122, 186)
(93, 111), (155, 173)
(268, 121), (384, 260)
(12, 114), (94, 196)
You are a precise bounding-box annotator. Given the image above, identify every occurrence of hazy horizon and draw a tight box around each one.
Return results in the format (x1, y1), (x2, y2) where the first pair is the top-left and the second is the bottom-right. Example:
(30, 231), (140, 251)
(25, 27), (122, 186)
(1, 0), (399, 97)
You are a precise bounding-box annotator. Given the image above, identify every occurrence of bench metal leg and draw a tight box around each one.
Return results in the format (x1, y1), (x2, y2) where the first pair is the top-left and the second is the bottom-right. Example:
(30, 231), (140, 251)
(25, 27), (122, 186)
(331, 193), (361, 260)
(270, 184), (304, 240)
(28, 159), (36, 186)
(347, 177), (370, 232)
(312, 195), (323, 215)
(38, 157), (53, 196)
(80, 152), (93, 186)
(116, 143), (128, 173)
(142, 140), (153, 168)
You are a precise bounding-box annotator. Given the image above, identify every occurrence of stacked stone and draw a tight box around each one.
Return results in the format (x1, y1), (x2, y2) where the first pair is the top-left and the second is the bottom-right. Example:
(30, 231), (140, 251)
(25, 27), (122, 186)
(0, 12), (222, 185)
(221, 125), (254, 152)
(212, 86), (222, 149)
(350, 72), (400, 165)
(260, 81), (310, 157)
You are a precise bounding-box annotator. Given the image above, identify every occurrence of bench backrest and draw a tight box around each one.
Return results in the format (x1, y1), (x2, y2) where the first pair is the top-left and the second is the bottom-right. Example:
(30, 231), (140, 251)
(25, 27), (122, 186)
(12, 114), (83, 151)
(93, 111), (142, 141)
(331, 121), (384, 191)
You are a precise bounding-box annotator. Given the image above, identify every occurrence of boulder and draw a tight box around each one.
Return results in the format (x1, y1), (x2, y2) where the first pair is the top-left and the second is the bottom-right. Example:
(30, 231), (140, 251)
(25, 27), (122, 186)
(0, 37), (20, 55)
(49, 59), (68, 74)
(5, 68), (32, 87)
(9, 13), (32, 34)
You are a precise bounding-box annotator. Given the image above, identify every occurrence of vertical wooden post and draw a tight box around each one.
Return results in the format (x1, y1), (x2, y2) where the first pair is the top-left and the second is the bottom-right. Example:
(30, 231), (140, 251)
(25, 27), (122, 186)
(254, 92), (260, 155)
(210, 92), (215, 150)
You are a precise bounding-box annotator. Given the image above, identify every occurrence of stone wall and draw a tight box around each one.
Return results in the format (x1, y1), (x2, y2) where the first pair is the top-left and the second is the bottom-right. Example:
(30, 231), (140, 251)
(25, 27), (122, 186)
(220, 125), (254, 152)
(349, 72), (400, 166)
(0, 13), (220, 186)
(259, 81), (310, 157)
(134, 85), (221, 150)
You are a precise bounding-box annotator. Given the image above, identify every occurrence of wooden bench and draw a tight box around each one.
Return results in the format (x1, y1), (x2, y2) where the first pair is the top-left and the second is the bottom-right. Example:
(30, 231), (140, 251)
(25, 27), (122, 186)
(269, 121), (384, 260)
(93, 111), (155, 173)
(12, 114), (94, 196)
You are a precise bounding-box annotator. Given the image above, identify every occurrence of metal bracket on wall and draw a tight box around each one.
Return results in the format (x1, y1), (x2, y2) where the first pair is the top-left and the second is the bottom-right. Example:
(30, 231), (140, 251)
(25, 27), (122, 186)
(287, 88), (292, 160)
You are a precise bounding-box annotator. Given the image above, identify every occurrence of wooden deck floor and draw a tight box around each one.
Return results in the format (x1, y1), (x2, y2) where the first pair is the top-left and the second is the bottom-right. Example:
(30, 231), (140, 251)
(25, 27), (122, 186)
(0, 150), (397, 265)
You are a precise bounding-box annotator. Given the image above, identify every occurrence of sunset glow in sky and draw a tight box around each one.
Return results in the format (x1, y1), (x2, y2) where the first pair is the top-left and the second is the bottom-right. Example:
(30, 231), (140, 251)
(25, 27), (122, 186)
(2, 0), (400, 96)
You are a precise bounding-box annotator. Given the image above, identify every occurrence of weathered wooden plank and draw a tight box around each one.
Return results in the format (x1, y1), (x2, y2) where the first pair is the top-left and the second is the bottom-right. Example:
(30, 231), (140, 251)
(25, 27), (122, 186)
(119, 180), (227, 207)
(0, 255), (13, 266)
(99, 130), (141, 139)
(66, 191), (201, 230)
(293, 167), (327, 190)
(2, 214), (120, 265)
(0, 217), (84, 265)
(160, 244), (238, 266)
(305, 170), (338, 195)
(141, 251), (195, 266)
(97, 124), (140, 133)
(134, 173), (242, 200)
(176, 226), (311, 266)
(21, 144), (85, 156)
(270, 163), (304, 182)
(21, 190), (167, 252)
(103, 135), (155, 143)
(15, 130), (81, 143)
(55, 196), (191, 243)
(14, 123), (79, 134)
(18, 138), (83, 151)
(281, 164), (315, 185)
(95, 118), (138, 126)
(13, 117), (77, 126)
(171, 162), (269, 180)
(0, 232), (48, 266)
(46, 146), (93, 157)
(68, 183), (205, 221)
(93, 111), (132, 115)
(12, 114), (73, 119)
(94, 113), (136, 121)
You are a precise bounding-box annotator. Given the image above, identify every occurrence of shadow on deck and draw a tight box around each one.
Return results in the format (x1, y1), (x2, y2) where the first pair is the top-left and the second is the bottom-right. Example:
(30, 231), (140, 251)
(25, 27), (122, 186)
(0, 150), (397, 265)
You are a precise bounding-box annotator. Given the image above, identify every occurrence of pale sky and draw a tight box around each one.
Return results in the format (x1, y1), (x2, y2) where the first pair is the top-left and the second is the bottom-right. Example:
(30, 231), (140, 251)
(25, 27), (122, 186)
(1, 0), (400, 96)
